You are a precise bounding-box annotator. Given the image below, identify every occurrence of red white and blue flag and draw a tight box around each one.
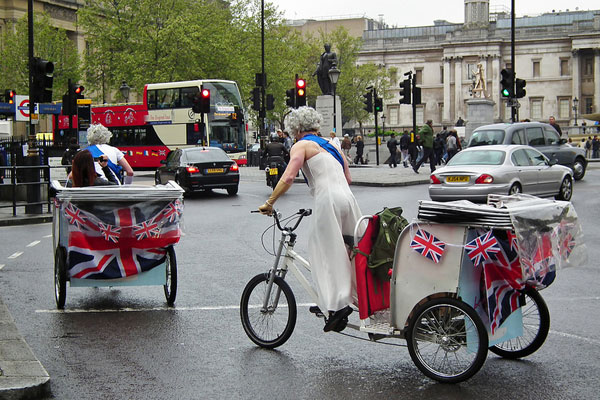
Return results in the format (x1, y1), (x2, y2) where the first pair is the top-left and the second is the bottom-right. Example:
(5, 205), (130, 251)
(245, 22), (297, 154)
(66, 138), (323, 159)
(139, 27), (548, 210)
(482, 233), (525, 334)
(65, 199), (182, 279)
(465, 230), (501, 266)
(521, 233), (556, 289)
(410, 228), (446, 263)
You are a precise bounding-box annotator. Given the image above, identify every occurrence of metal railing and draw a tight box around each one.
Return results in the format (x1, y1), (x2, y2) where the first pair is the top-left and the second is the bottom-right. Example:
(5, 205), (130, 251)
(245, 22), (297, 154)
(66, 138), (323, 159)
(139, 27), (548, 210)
(0, 164), (52, 217)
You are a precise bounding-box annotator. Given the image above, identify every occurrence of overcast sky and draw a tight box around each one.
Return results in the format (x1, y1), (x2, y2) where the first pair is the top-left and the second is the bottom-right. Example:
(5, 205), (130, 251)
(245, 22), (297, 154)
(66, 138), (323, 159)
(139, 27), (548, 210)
(272, 0), (599, 27)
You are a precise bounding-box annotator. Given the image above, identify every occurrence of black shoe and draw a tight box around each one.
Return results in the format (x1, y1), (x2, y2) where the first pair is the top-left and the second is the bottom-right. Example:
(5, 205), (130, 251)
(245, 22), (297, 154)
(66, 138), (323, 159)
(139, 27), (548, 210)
(323, 306), (353, 332)
(413, 167), (419, 174)
(309, 305), (324, 317)
(333, 316), (349, 332)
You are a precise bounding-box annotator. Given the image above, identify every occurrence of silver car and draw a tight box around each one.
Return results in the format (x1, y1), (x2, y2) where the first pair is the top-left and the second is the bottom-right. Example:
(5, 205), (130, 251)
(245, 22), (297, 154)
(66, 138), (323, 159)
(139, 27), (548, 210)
(428, 145), (573, 202)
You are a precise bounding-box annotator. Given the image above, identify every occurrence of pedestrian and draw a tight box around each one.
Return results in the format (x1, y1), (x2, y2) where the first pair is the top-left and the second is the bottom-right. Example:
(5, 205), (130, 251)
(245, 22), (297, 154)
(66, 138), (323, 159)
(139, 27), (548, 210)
(439, 125), (449, 162)
(86, 124), (134, 184)
(592, 136), (600, 159)
(258, 106), (363, 333)
(61, 137), (80, 174)
(387, 133), (398, 168)
(341, 134), (352, 163)
(549, 116), (563, 136)
(283, 131), (293, 152)
(455, 116), (465, 127)
(408, 130), (418, 167)
(585, 137), (592, 158)
(399, 130), (410, 167)
(0, 149), (5, 184)
(354, 135), (365, 164)
(329, 131), (341, 148)
(446, 129), (459, 161)
(413, 120), (436, 174)
(433, 133), (444, 166)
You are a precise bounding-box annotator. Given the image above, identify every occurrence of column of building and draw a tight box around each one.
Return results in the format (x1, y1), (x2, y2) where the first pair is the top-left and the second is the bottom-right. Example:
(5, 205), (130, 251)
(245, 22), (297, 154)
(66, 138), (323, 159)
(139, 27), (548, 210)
(454, 57), (463, 122)
(491, 55), (501, 120)
(595, 49), (600, 115)
(443, 57), (452, 123)
(572, 49), (581, 125)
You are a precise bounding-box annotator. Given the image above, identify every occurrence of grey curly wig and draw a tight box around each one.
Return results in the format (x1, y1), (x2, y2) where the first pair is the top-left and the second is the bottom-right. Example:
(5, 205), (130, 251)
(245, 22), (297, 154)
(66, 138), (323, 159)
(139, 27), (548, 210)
(86, 124), (112, 145)
(285, 106), (322, 135)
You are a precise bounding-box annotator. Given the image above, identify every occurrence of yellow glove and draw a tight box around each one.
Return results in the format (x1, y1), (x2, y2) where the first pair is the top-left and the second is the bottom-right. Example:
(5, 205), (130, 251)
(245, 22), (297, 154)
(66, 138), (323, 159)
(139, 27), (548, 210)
(258, 180), (291, 215)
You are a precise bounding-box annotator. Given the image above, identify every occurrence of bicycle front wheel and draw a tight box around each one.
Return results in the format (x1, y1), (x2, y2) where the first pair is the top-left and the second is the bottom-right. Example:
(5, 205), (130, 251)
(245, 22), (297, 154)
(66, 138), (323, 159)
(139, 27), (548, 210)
(240, 273), (297, 349)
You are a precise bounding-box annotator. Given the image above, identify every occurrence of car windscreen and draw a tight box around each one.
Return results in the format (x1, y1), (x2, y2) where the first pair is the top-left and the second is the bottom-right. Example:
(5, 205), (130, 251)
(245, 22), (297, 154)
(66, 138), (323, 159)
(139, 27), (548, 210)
(468, 130), (505, 147)
(182, 149), (229, 163)
(447, 150), (505, 166)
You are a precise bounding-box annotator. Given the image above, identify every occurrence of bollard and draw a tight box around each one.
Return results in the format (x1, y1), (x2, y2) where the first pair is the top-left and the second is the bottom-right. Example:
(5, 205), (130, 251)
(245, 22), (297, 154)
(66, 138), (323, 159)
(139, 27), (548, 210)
(24, 144), (42, 214)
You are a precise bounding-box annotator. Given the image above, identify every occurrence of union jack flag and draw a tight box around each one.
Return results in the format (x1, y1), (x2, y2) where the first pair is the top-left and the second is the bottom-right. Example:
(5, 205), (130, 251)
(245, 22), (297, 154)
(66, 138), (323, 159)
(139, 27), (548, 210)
(521, 233), (556, 289)
(410, 229), (445, 263)
(65, 203), (87, 230)
(465, 231), (501, 266)
(506, 230), (519, 252)
(65, 200), (181, 280)
(482, 234), (525, 334)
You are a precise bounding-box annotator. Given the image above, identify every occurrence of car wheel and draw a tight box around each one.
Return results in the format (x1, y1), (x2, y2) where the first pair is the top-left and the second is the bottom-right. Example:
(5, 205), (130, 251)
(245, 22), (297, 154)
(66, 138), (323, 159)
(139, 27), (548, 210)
(572, 158), (586, 181)
(509, 183), (522, 195)
(227, 186), (239, 196)
(555, 176), (572, 201)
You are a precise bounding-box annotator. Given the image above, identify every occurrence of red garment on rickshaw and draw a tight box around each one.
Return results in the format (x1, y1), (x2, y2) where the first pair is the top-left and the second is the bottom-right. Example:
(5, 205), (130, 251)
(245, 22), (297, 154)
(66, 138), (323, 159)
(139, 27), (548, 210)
(354, 215), (391, 320)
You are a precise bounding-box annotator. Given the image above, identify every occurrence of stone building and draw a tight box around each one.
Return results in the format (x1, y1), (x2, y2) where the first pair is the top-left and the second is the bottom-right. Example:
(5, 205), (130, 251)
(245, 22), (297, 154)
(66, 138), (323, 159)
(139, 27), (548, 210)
(358, 0), (600, 133)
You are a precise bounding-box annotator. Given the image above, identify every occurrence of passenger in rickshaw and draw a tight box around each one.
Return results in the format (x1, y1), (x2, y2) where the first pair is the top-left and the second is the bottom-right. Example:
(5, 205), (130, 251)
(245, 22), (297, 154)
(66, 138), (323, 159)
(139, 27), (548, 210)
(66, 150), (116, 187)
(258, 106), (363, 332)
(86, 123), (134, 184)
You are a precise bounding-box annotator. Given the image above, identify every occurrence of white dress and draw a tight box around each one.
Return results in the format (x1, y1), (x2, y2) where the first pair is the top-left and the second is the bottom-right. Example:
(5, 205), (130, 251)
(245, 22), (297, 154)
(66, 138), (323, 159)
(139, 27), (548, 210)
(301, 152), (363, 312)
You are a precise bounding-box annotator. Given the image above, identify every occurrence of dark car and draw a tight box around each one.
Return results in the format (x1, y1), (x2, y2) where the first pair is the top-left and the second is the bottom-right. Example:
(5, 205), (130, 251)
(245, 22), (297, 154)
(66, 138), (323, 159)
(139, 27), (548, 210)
(155, 147), (239, 195)
(467, 122), (588, 180)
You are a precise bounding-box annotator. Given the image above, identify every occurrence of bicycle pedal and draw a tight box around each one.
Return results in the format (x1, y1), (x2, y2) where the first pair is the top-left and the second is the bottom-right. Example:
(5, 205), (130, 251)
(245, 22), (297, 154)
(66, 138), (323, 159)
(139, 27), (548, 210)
(309, 305), (325, 318)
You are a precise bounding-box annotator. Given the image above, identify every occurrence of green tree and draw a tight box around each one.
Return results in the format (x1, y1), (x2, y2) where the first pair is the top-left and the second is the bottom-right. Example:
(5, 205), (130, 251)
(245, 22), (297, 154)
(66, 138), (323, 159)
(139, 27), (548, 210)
(0, 13), (80, 101)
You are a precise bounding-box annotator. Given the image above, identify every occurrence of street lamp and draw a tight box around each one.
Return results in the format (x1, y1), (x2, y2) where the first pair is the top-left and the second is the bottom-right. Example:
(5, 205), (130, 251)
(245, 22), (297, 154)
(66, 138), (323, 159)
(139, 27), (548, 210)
(328, 64), (341, 133)
(572, 97), (579, 126)
(119, 81), (131, 103)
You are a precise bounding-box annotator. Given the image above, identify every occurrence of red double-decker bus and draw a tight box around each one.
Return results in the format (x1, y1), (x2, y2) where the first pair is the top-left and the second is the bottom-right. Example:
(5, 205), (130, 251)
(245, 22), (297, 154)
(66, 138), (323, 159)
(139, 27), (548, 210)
(55, 79), (247, 169)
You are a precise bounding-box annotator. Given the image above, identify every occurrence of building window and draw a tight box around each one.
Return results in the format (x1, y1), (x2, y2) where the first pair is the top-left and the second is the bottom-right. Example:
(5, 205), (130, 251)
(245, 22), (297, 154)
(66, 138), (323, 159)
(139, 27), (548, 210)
(389, 106), (398, 126)
(560, 59), (569, 76)
(415, 69), (423, 85)
(438, 103), (444, 123)
(440, 66), (444, 84)
(416, 106), (424, 126)
(530, 98), (543, 120)
(558, 98), (570, 119)
(533, 61), (540, 78)
(466, 63), (476, 80)
(583, 57), (594, 77)
(583, 97), (593, 114)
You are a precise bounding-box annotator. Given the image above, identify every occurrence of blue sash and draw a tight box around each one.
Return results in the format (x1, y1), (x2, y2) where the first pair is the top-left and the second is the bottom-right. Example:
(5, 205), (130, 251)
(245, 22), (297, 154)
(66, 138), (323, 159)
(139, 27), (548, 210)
(299, 134), (344, 170)
(86, 145), (122, 180)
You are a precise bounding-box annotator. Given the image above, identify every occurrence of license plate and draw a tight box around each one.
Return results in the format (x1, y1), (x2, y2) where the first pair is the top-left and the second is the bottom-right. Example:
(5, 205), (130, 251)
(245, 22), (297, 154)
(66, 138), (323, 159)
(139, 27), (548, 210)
(269, 168), (278, 175)
(205, 168), (224, 174)
(446, 176), (469, 182)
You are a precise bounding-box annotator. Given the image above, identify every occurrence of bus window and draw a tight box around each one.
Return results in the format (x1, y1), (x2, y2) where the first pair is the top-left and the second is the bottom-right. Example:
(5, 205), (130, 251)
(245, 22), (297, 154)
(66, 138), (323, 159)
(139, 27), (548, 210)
(148, 91), (157, 109)
(157, 88), (177, 108)
(181, 87), (198, 108)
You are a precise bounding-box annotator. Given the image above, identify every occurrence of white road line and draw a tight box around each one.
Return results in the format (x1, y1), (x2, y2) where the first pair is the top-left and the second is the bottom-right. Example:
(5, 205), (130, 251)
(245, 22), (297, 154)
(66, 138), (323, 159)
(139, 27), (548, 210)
(36, 303), (314, 314)
(7, 251), (23, 259)
(43, 234), (52, 238)
(550, 330), (600, 346)
(0, 264), (4, 270)
(26, 240), (41, 247)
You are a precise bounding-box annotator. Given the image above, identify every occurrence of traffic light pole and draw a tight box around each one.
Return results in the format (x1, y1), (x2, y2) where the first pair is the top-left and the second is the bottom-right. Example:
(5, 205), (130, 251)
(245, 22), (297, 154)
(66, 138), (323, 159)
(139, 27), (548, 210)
(27, 0), (35, 138)
(374, 89), (379, 166)
(510, 0), (517, 122)
(412, 77), (417, 140)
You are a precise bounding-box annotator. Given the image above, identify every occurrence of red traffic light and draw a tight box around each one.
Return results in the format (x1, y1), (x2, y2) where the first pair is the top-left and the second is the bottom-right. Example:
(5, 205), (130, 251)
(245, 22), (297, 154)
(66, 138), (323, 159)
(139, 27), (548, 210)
(5, 89), (15, 104)
(296, 79), (306, 89)
(75, 86), (84, 95)
(201, 88), (210, 98)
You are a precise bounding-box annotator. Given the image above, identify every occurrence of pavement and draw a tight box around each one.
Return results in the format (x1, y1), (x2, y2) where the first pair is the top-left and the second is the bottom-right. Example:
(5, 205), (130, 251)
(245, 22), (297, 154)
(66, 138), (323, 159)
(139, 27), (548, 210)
(0, 161), (427, 399)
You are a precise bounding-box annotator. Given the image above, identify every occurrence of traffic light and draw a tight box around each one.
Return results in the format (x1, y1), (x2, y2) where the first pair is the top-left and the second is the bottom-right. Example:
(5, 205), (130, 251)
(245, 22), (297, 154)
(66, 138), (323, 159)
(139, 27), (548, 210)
(515, 78), (527, 98)
(4, 89), (15, 104)
(500, 68), (515, 98)
(413, 86), (422, 105)
(62, 81), (84, 116)
(399, 79), (411, 104)
(295, 78), (306, 107)
(32, 57), (54, 103)
(285, 88), (295, 108)
(266, 94), (275, 110)
(251, 87), (260, 111)
(362, 90), (373, 113)
(374, 96), (383, 113)
(199, 87), (210, 113)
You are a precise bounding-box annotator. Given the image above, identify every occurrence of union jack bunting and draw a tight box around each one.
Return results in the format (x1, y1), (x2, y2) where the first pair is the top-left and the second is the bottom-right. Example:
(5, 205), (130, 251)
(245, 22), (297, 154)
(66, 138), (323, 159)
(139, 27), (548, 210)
(465, 231), (501, 266)
(520, 233), (556, 289)
(506, 230), (519, 252)
(410, 229), (446, 263)
(482, 234), (525, 334)
(64, 200), (182, 280)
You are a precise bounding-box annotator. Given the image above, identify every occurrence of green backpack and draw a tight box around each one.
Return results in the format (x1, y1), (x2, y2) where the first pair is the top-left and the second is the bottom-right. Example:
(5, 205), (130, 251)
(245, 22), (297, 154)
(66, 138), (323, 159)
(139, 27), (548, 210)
(367, 207), (409, 281)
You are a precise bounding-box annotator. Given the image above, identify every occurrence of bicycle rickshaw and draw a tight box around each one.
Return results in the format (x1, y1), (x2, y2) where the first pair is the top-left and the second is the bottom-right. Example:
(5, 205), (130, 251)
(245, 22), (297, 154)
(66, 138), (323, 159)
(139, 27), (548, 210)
(51, 180), (184, 309)
(240, 195), (585, 383)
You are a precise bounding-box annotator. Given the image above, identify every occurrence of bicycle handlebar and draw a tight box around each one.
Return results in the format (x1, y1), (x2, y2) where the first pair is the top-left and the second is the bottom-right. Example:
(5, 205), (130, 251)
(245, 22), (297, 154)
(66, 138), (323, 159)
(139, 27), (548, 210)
(252, 208), (312, 232)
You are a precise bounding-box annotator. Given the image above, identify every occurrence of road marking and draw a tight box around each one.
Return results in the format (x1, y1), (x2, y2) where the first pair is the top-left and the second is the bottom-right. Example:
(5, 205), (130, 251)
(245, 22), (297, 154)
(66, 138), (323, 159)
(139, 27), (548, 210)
(43, 234), (52, 238)
(26, 240), (41, 247)
(7, 252), (23, 259)
(550, 330), (600, 345)
(35, 303), (314, 314)
(0, 264), (4, 270)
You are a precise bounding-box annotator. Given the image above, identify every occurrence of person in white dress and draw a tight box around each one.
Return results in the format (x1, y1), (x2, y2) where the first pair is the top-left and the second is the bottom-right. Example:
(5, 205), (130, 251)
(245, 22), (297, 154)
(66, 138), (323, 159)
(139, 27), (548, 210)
(259, 107), (363, 332)
(86, 124), (134, 184)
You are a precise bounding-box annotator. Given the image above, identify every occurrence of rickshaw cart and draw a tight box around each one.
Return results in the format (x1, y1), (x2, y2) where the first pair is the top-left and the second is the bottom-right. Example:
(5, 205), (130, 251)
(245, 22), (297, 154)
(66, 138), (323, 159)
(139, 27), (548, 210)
(51, 180), (184, 309)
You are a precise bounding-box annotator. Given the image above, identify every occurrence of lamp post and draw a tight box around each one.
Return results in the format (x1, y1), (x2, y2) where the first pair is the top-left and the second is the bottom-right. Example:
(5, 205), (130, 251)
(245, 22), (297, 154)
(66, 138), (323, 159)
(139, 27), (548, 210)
(119, 81), (131, 103)
(381, 114), (386, 142)
(328, 65), (341, 133)
(572, 97), (579, 127)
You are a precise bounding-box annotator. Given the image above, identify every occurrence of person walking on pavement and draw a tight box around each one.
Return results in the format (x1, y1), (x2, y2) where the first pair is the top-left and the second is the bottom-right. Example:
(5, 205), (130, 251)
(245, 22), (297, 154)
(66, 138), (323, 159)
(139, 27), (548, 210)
(341, 134), (352, 163)
(413, 120), (436, 174)
(387, 133), (398, 168)
(329, 131), (341, 148)
(549, 116), (563, 136)
(399, 130), (410, 167)
(433, 134), (444, 166)
(592, 135), (600, 159)
(446, 129), (459, 162)
(354, 135), (365, 164)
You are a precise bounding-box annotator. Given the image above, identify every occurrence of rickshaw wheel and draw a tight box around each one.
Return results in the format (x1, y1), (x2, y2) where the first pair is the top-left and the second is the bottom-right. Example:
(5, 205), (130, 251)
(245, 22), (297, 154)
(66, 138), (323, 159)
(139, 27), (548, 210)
(490, 288), (550, 359)
(240, 273), (297, 349)
(406, 297), (488, 383)
(163, 246), (177, 306)
(54, 246), (67, 309)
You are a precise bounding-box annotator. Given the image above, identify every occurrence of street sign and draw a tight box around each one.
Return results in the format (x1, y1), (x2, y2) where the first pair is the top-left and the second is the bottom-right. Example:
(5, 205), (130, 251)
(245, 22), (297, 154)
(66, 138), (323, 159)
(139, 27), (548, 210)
(77, 98), (92, 105)
(15, 95), (30, 121)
